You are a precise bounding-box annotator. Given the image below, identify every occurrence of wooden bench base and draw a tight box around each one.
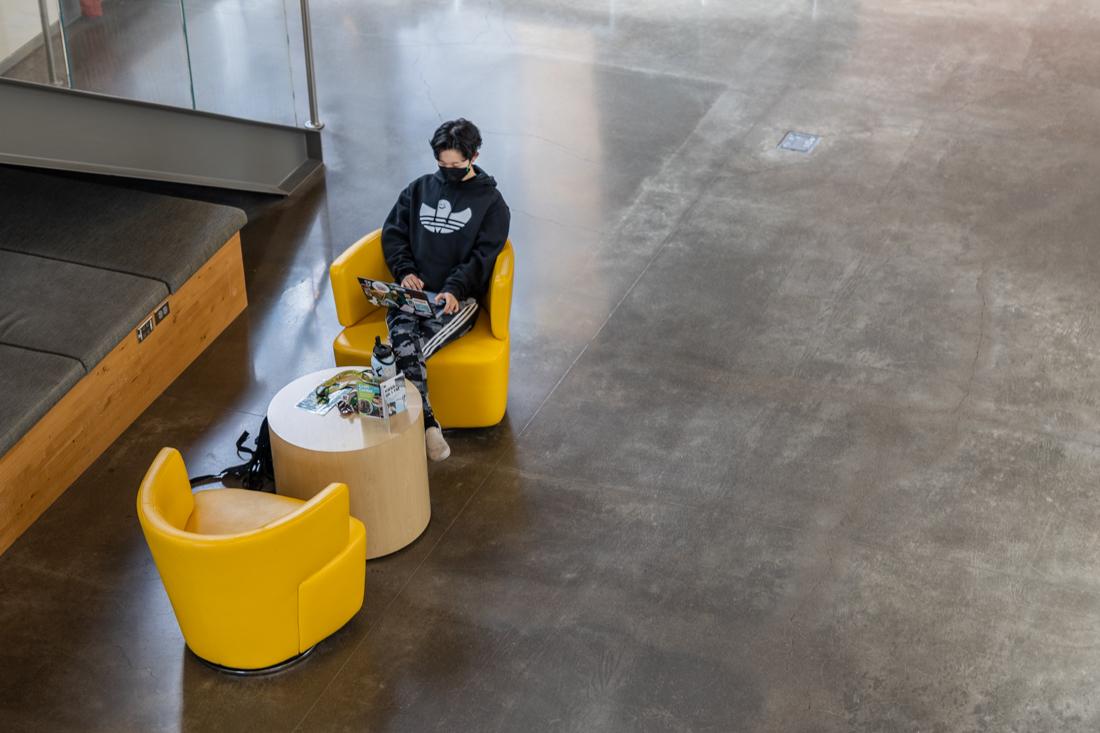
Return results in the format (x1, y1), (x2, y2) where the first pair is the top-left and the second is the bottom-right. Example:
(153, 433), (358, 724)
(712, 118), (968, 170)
(0, 234), (248, 556)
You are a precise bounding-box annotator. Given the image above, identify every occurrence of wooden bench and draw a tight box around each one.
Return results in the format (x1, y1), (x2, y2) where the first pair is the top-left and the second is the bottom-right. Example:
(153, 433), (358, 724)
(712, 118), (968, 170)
(0, 167), (249, 555)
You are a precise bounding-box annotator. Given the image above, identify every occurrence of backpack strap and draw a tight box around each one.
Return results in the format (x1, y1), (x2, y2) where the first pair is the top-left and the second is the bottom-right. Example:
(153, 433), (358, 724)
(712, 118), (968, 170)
(187, 425), (275, 492)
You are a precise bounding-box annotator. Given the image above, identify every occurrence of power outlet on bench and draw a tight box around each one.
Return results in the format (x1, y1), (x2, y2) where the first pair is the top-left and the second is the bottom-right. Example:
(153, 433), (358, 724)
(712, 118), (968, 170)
(136, 317), (155, 343)
(154, 301), (170, 324)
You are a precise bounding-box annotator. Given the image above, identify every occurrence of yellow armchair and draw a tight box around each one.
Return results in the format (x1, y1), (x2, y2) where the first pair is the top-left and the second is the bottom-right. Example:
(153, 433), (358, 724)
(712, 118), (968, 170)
(330, 229), (514, 428)
(136, 448), (366, 672)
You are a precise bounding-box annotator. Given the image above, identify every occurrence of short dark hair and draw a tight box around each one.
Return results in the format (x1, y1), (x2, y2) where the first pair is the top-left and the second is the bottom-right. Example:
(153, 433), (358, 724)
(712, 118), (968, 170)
(430, 119), (482, 160)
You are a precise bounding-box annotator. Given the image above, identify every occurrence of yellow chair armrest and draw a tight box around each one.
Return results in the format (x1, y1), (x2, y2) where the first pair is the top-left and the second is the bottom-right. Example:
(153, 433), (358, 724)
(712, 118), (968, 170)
(486, 240), (514, 341)
(330, 229), (392, 327)
(219, 482), (352, 573)
(299, 517), (367, 649)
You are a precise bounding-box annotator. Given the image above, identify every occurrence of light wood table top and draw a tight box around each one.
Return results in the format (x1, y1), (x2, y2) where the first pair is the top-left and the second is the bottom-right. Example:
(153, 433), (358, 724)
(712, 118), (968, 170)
(267, 368), (423, 453)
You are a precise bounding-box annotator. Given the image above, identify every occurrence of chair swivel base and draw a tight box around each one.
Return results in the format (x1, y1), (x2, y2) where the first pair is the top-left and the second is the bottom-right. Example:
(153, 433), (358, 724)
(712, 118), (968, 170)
(190, 644), (317, 676)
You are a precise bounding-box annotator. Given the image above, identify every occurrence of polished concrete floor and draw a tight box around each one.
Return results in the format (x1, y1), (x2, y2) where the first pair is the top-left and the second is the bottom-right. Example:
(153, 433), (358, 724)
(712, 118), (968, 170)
(4, 0), (1100, 730)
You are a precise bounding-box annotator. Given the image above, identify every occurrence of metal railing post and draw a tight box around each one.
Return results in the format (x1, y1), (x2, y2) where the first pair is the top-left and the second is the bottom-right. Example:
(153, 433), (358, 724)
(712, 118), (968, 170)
(299, 0), (324, 130)
(37, 0), (60, 85)
(56, 1), (72, 87)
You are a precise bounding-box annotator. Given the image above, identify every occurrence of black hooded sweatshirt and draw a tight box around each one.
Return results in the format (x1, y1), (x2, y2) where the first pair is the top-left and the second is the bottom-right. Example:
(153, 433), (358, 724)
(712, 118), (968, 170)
(381, 166), (510, 302)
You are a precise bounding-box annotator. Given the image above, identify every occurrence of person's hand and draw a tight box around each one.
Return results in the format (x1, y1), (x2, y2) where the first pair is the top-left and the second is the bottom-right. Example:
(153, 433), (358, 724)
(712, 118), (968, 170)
(401, 274), (425, 290)
(434, 291), (459, 315)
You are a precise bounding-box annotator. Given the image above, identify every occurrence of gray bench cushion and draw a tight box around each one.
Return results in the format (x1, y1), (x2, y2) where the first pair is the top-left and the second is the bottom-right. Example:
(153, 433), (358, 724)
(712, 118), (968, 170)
(0, 344), (85, 457)
(0, 251), (168, 369)
(0, 167), (246, 292)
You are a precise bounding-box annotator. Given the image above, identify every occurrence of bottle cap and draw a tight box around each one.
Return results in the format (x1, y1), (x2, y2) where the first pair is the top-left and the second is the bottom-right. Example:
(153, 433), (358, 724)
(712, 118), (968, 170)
(373, 335), (393, 359)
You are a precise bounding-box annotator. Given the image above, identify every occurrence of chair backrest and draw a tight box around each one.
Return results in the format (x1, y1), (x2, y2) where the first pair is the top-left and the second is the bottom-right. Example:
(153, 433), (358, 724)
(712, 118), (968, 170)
(136, 448), (350, 551)
(330, 230), (515, 340)
(330, 230), (391, 327)
(137, 447), (194, 532)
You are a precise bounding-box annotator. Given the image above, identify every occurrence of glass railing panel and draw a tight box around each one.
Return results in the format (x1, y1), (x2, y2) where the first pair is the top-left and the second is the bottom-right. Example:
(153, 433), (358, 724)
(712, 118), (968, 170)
(2, 1), (317, 129)
(56, 0), (195, 108)
(0, 0), (68, 86)
(181, 0), (301, 126)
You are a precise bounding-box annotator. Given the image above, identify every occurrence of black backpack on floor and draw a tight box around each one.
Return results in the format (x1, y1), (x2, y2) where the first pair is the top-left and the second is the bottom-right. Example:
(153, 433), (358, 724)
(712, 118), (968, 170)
(188, 419), (276, 492)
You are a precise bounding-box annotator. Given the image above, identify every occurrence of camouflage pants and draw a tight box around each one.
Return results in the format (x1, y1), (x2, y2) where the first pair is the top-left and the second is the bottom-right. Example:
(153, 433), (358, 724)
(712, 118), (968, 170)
(386, 298), (479, 429)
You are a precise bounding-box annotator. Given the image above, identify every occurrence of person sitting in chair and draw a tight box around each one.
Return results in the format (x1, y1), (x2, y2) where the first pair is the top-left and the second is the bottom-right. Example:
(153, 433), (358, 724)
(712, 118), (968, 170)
(381, 118), (511, 461)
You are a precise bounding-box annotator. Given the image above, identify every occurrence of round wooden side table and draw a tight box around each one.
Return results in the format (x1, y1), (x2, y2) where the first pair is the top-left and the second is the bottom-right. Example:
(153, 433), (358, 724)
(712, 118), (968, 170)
(267, 367), (430, 559)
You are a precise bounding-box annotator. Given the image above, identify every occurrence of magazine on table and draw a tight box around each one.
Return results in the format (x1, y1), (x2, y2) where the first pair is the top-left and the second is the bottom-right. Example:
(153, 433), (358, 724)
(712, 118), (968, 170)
(356, 379), (384, 418)
(380, 374), (408, 417)
(357, 278), (445, 318)
(359, 374), (408, 420)
(298, 369), (409, 420)
(295, 369), (366, 415)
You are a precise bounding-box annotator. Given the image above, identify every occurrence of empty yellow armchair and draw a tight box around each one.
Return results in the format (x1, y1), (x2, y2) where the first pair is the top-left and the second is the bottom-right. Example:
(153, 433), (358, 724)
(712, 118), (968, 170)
(136, 448), (366, 672)
(330, 229), (514, 428)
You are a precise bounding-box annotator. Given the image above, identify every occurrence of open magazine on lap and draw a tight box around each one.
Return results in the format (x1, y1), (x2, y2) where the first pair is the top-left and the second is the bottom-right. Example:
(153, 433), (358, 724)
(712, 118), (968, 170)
(357, 278), (445, 318)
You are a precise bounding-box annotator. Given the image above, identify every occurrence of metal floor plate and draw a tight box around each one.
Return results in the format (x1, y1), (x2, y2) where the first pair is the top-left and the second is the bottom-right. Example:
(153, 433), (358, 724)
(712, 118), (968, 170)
(778, 131), (821, 153)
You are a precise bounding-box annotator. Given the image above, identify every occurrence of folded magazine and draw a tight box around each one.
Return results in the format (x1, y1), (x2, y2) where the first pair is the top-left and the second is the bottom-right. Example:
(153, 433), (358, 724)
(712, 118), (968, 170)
(296, 369), (365, 415)
(356, 374), (408, 420)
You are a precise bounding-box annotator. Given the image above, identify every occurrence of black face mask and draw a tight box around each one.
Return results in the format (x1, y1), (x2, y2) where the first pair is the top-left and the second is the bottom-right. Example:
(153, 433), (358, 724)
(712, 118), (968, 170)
(439, 165), (469, 183)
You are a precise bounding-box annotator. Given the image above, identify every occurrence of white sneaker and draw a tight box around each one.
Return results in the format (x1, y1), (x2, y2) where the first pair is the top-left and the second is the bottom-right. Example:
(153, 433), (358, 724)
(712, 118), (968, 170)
(425, 426), (451, 462)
